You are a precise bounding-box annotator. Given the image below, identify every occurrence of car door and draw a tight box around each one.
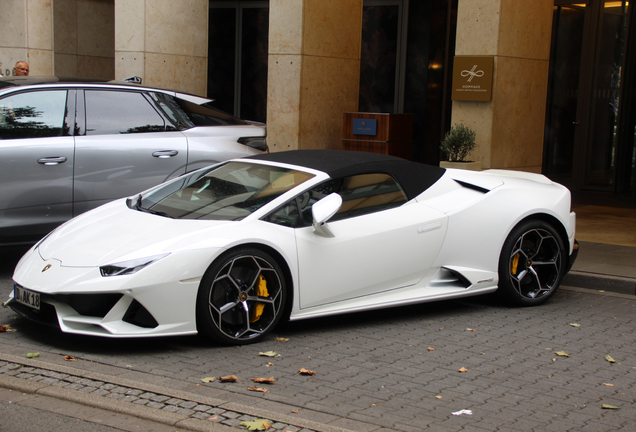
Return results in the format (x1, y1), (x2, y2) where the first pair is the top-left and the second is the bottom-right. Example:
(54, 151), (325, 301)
(73, 89), (188, 215)
(292, 173), (448, 309)
(0, 89), (74, 245)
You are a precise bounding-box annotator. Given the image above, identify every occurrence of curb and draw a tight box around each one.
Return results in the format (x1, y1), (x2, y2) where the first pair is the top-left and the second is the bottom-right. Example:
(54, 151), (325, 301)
(0, 353), (355, 432)
(563, 271), (636, 295)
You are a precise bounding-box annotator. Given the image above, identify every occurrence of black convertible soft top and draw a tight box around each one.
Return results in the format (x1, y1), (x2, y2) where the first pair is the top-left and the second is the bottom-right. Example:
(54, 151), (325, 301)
(247, 149), (446, 200)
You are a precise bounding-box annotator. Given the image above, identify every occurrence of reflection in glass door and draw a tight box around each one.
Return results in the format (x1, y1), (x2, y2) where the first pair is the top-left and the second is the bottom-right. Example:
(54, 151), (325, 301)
(584, 1), (628, 190)
(544, 3), (586, 184)
(545, 0), (633, 196)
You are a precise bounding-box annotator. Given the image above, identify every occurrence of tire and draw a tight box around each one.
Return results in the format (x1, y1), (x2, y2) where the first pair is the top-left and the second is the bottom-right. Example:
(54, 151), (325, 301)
(498, 219), (566, 306)
(196, 247), (286, 345)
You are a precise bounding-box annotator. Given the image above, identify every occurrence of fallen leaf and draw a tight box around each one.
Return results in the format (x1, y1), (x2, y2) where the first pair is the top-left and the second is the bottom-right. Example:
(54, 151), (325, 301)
(467, 328), (476, 332)
(259, 351), (281, 357)
(274, 337), (289, 342)
(267, 362), (274, 366)
(208, 416), (218, 421)
(218, 375), (240, 382)
(26, 352), (40, 358)
(603, 383), (615, 387)
(63, 355), (77, 361)
(427, 347), (435, 351)
(436, 395), (443, 399)
(554, 351), (570, 357)
(569, 323), (581, 327)
(458, 367), (468, 373)
(240, 419), (272, 431)
(291, 409), (298, 414)
(247, 386), (269, 393)
(0, 324), (15, 332)
(200, 377), (215, 383)
(601, 404), (620, 410)
(604, 354), (616, 363)
(298, 368), (316, 376)
(251, 377), (277, 384)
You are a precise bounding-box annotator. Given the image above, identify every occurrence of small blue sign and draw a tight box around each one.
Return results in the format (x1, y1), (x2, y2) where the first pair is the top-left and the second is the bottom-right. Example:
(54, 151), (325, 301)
(353, 118), (377, 136)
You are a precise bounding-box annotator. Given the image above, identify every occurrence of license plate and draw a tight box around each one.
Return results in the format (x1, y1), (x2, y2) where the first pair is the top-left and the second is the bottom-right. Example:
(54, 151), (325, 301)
(14, 285), (40, 310)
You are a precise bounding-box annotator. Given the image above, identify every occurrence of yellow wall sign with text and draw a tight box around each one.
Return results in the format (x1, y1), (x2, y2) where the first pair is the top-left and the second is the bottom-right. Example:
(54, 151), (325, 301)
(451, 56), (494, 102)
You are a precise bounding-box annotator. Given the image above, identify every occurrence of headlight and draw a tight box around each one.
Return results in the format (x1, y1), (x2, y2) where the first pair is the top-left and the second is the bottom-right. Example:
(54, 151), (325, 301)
(99, 253), (169, 277)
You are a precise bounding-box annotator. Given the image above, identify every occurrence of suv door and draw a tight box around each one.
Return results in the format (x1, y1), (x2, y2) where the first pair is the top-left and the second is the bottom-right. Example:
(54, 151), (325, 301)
(73, 89), (188, 215)
(0, 89), (74, 245)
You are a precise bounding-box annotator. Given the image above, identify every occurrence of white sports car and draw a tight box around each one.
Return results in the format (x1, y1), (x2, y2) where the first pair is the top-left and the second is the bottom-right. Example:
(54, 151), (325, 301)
(8, 150), (578, 345)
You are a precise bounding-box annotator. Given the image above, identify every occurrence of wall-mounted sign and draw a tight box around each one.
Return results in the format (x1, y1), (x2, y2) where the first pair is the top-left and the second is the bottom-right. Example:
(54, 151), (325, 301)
(451, 56), (494, 102)
(353, 118), (377, 136)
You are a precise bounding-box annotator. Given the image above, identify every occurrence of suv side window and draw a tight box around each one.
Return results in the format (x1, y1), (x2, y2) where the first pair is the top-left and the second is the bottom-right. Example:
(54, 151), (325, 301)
(84, 90), (167, 135)
(0, 90), (69, 139)
(266, 173), (408, 228)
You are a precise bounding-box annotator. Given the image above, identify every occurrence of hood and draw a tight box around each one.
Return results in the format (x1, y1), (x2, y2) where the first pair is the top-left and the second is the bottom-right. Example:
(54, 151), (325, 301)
(38, 200), (234, 267)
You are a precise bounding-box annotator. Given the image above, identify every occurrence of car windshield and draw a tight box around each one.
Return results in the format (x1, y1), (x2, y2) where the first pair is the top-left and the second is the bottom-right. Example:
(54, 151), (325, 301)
(133, 162), (315, 220)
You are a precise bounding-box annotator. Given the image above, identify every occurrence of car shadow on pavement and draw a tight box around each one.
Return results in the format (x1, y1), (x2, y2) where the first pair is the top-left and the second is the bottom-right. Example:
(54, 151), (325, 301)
(3, 293), (508, 357)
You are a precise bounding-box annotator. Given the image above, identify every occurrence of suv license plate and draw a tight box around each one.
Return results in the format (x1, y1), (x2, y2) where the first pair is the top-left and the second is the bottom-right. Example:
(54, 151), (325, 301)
(14, 285), (40, 310)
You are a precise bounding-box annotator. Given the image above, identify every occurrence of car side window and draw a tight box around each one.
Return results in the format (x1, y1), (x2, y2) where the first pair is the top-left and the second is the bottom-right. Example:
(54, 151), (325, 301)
(265, 173), (408, 228)
(0, 90), (69, 140)
(84, 90), (167, 135)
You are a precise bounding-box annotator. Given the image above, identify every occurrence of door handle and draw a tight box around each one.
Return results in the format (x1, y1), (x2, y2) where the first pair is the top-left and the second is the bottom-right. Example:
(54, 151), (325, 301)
(152, 150), (179, 159)
(37, 156), (68, 166)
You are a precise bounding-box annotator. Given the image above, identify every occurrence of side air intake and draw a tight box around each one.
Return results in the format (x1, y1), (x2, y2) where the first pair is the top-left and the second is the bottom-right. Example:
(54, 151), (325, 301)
(430, 267), (471, 289)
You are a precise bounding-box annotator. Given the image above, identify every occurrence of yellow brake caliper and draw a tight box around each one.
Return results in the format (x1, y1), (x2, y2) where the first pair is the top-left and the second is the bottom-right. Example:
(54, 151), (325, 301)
(250, 274), (269, 323)
(511, 253), (520, 275)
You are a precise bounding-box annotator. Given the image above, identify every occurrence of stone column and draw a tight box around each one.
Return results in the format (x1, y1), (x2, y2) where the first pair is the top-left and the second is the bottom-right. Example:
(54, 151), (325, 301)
(54, 0), (114, 79)
(0, 0), (54, 76)
(453, 0), (553, 172)
(267, 0), (363, 152)
(115, 0), (208, 96)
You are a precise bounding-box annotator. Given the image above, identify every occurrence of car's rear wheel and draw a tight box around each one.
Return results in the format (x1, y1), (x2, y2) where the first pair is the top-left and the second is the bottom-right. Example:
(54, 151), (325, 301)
(498, 219), (566, 306)
(196, 248), (286, 345)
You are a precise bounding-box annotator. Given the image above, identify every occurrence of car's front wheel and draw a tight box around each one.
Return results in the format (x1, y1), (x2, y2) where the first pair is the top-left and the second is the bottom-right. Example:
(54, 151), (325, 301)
(196, 248), (286, 345)
(498, 219), (566, 306)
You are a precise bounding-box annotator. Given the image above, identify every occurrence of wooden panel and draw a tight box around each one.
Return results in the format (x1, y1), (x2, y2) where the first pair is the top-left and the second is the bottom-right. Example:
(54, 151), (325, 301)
(342, 112), (413, 141)
(343, 139), (412, 160)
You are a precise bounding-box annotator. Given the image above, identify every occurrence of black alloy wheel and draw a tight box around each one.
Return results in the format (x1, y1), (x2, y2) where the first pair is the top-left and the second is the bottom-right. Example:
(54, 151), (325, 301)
(196, 248), (286, 345)
(498, 219), (566, 306)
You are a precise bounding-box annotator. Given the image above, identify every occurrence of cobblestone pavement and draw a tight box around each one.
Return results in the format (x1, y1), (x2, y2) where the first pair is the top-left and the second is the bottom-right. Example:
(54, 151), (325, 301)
(1, 283), (635, 432)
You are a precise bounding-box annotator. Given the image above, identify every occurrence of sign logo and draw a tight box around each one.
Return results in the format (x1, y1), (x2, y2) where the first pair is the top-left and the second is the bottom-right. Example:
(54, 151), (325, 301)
(452, 56), (493, 101)
(42, 264), (52, 272)
(461, 65), (484, 82)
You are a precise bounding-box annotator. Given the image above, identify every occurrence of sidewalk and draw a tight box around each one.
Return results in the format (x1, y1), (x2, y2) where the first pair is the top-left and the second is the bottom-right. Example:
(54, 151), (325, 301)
(563, 204), (636, 295)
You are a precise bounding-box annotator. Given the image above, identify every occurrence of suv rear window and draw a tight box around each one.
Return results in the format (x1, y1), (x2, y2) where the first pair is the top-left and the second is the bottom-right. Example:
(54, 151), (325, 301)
(85, 90), (169, 135)
(174, 99), (248, 127)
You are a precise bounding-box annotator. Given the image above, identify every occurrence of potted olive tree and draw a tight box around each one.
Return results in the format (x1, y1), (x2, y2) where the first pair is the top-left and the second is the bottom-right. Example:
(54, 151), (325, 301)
(439, 124), (481, 171)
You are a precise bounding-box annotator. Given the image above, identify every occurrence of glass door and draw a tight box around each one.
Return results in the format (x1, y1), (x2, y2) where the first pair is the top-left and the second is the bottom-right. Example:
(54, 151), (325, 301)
(208, 1), (269, 123)
(359, 0), (409, 113)
(545, 0), (633, 196)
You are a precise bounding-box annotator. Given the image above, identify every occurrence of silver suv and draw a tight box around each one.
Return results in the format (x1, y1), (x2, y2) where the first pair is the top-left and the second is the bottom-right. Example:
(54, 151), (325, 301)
(0, 77), (268, 247)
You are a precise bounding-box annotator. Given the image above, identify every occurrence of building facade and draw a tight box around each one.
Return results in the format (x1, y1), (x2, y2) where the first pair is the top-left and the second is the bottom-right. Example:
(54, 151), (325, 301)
(1, 0), (634, 201)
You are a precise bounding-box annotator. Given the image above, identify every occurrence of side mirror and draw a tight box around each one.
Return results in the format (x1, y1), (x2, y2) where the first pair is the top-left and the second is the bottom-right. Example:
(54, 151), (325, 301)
(312, 193), (342, 233)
